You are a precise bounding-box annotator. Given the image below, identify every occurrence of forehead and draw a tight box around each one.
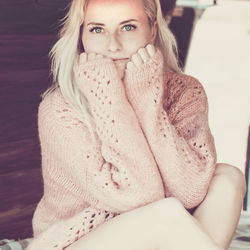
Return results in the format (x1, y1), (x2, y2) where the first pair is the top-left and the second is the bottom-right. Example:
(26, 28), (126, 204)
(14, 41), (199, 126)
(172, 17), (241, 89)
(85, 0), (147, 21)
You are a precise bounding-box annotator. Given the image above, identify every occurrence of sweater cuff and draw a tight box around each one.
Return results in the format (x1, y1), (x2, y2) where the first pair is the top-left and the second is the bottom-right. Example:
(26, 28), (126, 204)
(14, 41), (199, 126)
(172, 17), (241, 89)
(74, 57), (125, 102)
(123, 48), (164, 97)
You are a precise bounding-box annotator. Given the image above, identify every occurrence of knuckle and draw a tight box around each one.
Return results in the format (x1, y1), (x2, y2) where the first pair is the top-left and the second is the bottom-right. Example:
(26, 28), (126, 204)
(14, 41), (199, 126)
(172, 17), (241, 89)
(131, 54), (138, 61)
(147, 44), (153, 50)
(80, 52), (85, 58)
(138, 48), (144, 54)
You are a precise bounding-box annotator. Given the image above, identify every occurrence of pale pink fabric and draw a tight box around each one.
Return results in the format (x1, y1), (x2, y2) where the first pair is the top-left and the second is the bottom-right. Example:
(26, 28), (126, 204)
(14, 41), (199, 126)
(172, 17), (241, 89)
(27, 49), (217, 249)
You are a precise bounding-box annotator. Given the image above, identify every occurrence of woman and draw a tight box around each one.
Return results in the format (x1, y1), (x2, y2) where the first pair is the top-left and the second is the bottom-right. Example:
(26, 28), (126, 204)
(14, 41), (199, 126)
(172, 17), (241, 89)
(26, 0), (246, 249)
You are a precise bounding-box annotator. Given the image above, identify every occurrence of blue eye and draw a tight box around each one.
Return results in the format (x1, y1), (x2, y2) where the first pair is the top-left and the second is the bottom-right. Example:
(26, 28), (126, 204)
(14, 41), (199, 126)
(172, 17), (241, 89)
(89, 27), (103, 33)
(123, 24), (136, 31)
(89, 24), (136, 34)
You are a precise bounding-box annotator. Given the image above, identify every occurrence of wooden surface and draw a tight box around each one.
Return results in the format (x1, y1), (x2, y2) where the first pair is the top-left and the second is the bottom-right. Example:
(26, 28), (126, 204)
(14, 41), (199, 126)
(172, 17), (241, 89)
(0, 0), (69, 239)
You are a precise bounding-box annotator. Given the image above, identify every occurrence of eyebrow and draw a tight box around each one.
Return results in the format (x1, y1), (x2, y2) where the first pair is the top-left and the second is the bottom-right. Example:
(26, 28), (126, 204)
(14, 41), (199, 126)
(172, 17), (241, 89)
(87, 19), (139, 26)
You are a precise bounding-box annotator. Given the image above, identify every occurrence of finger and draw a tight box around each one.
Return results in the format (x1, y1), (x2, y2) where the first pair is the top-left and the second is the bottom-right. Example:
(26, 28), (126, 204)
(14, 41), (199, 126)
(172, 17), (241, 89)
(131, 53), (144, 67)
(138, 48), (150, 63)
(126, 61), (134, 70)
(146, 44), (156, 57)
(88, 52), (96, 61)
(96, 54), (104, 59)
(80, 53), (87, 64)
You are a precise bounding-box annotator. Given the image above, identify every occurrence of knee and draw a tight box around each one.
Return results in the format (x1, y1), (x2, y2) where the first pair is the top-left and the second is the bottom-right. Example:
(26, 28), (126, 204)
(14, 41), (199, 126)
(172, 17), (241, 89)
(151, 197), (186, 219)
(213, 163), (246, 198)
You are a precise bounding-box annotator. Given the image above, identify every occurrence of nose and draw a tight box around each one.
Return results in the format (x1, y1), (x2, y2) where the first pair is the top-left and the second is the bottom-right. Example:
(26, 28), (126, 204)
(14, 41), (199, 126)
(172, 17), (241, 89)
(107, 33), (122, 53)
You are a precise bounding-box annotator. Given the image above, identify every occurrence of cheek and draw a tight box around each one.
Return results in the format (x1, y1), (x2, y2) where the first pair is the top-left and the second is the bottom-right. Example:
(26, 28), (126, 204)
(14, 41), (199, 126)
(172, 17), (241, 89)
(82, 32), (105, 53)
(123, 33), (151, 54)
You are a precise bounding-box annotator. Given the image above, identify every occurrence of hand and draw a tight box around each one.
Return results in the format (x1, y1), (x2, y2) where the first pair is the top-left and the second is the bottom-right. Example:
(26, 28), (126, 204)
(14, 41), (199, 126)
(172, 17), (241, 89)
(126, 44), (156, 70)
(79, 52), (105, 64)
(79, 52), (126, 80)
(75, 52), (127, 99)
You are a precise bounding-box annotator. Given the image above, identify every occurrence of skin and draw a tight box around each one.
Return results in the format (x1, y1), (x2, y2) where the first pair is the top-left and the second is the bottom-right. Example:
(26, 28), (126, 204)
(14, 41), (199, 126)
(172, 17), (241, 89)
(81, 0), (158, 78)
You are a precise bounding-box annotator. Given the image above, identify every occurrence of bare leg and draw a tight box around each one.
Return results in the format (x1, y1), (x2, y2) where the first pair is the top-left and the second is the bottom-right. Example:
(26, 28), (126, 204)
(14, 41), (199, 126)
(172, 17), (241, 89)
(66, 198), (222, 250)
(192, 163), (246, 249)
(153, 198), (222, 250)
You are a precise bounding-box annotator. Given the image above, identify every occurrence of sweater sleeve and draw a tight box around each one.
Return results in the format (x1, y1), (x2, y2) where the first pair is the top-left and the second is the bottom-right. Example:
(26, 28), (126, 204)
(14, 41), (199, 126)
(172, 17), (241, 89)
(27, 206), (116, 250)
(123, 49), (217, 209)
(74, 57), (165, 213)
(37, 86), (164, 215)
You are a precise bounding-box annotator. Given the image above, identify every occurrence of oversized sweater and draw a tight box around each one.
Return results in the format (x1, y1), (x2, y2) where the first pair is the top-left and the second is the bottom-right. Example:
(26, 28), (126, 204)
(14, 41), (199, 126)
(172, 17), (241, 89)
(27, 49), (217, 249)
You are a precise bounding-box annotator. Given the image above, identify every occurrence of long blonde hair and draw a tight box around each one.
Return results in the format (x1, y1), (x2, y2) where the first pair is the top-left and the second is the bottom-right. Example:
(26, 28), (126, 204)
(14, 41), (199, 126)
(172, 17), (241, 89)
(42, 0), (181, 143)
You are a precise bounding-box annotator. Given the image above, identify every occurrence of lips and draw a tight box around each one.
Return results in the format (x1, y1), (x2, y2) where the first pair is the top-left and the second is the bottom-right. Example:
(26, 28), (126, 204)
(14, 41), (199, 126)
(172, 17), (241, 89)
(112, 58), (129, 61)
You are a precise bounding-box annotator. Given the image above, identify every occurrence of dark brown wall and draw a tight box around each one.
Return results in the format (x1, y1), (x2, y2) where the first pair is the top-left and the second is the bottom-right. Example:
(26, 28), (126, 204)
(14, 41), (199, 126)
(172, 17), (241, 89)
(0, 0), (69, 239)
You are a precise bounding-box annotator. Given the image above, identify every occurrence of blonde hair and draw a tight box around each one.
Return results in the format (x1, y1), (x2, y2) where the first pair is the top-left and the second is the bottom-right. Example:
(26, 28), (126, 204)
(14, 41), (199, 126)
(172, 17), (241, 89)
(42, 0), (181, 144)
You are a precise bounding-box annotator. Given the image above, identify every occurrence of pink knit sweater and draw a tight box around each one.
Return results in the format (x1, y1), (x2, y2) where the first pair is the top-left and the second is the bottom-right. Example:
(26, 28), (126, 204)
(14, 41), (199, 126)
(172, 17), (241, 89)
(27, 49), (217, 249)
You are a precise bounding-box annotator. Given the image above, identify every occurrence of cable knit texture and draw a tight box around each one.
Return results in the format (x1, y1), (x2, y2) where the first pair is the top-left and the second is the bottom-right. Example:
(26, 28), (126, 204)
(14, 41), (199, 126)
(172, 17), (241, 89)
(27, 49), (217, 249)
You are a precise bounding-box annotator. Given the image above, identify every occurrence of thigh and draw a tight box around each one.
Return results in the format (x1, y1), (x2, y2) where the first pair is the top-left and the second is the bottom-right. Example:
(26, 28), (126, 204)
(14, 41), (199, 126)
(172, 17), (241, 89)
(66, 200), (166, 250)
(66, 198), (185, 250)
(67, 197), (222, 250)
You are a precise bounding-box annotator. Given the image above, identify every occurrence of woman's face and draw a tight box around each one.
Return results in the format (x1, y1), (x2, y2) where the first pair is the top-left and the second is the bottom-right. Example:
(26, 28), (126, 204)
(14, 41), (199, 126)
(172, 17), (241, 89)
(81, 0), (157, 75)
